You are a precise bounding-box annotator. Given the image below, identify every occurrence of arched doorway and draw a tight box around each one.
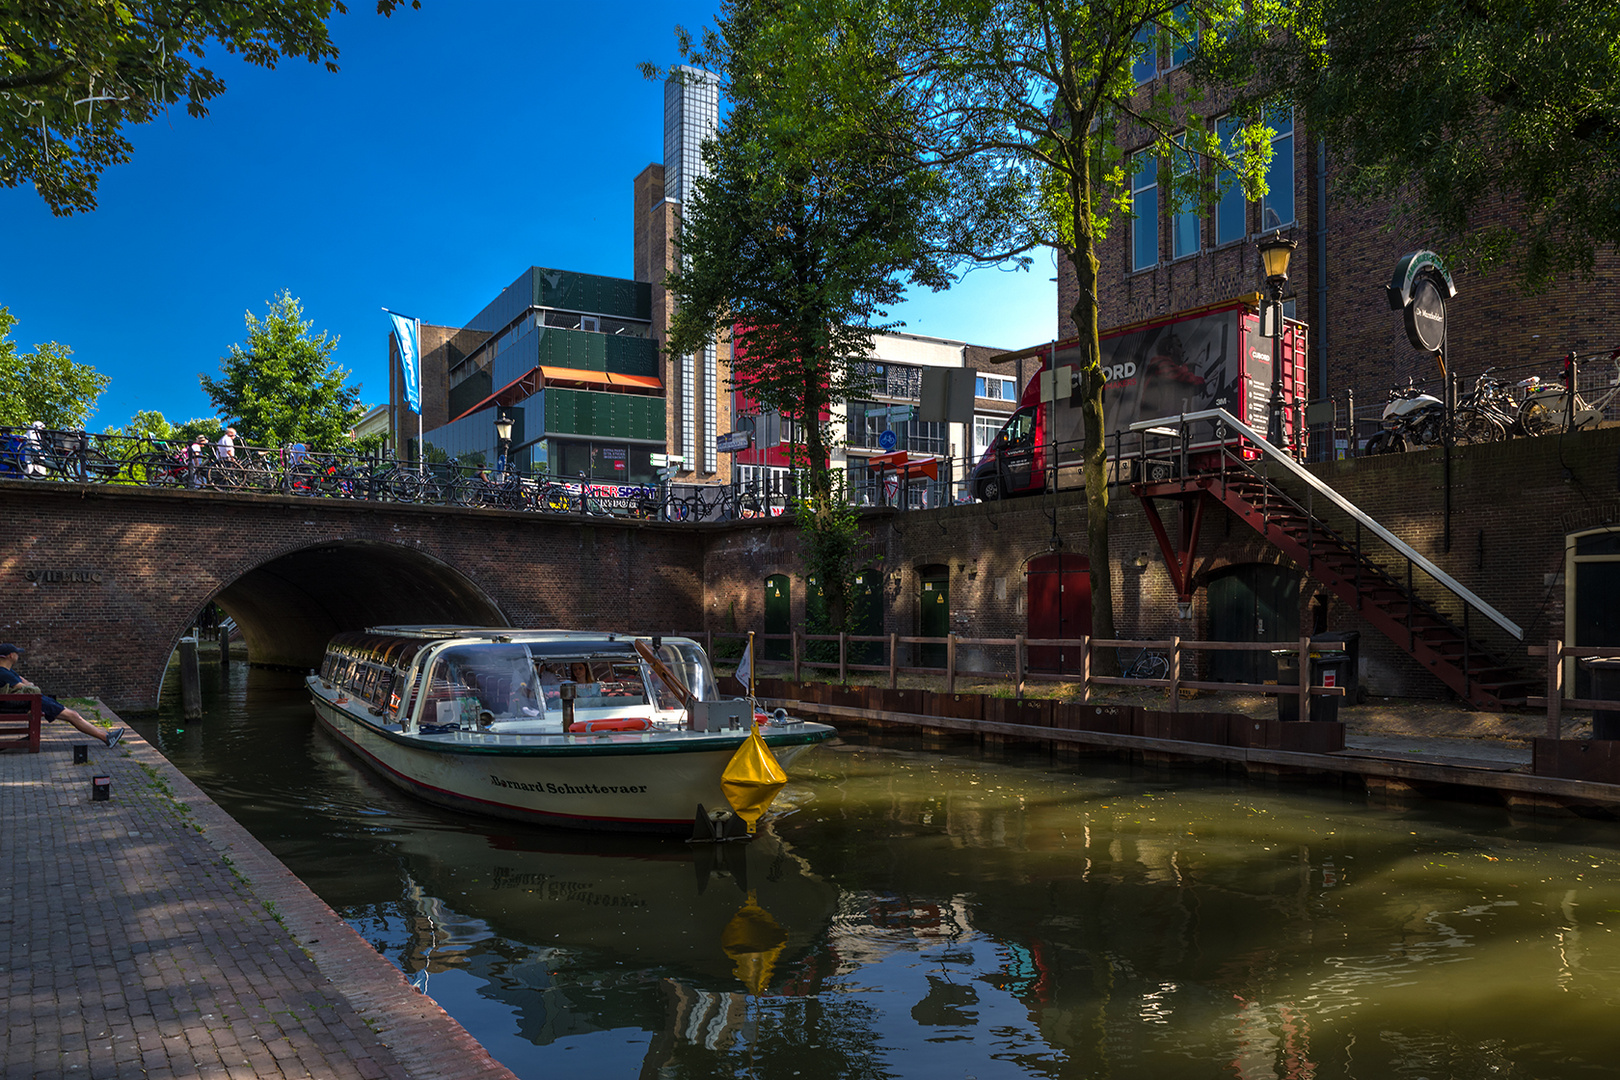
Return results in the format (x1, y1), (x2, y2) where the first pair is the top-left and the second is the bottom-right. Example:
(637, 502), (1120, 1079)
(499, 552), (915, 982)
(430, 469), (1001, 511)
(1207, 564), (1301, 684)
(1568, 529), (1620, 698)
(1026, 551), (1091, 673)
(918, 564), (949, 668)
(764, 574), (792, 660)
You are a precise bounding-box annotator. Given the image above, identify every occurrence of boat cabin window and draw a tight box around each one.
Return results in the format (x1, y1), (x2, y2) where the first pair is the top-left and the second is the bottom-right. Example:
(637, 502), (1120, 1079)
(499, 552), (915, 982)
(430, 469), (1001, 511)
(647, 640), (718, 703)
(422, 643), (543, 725)
(535, 659), (651, 713)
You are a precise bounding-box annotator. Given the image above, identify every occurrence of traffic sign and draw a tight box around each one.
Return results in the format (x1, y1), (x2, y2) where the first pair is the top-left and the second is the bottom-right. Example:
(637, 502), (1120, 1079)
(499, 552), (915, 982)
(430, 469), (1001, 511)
(888, 406), (914, 423)
(877, 429), (898, 452)
(651, 453), (667, 466)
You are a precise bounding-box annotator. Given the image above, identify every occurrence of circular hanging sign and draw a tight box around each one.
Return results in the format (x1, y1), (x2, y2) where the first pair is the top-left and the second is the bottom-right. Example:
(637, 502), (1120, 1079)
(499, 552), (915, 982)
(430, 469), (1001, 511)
(878, 429), (898, 452)
(1403, 275), (1447, 352)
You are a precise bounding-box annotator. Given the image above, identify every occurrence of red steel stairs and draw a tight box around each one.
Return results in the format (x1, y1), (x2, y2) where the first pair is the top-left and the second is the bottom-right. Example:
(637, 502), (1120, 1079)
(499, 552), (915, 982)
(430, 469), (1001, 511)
(1140, 466), (1532, 709)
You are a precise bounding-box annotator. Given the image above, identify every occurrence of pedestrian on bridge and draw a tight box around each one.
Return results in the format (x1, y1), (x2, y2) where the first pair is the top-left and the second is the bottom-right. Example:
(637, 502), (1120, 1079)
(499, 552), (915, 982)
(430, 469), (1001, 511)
(0, 645), (124, 747)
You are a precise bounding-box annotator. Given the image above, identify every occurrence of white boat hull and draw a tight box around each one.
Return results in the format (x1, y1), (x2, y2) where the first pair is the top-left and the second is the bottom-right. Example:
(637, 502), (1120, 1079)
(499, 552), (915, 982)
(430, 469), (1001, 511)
(308, 681), (830, 832)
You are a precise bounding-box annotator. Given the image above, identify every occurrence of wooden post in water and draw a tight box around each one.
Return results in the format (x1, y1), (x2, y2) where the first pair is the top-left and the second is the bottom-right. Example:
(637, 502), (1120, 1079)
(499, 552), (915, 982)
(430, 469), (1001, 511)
(792, 630), (801, 683)
(838, 633), (848, 684)
(888, 633), (899, 689)
(217, 624), (230, 670)
(179, 636), (202, 719)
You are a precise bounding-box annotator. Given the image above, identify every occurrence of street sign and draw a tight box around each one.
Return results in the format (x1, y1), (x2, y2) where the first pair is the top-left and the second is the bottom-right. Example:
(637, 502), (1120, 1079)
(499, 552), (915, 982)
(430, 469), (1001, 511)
(716, 430), (751, 453)
(658, 466), (678, 481)
(650, 453), (667, 466)
(888, 406), (914, 423)
(878, 429), (898, 452)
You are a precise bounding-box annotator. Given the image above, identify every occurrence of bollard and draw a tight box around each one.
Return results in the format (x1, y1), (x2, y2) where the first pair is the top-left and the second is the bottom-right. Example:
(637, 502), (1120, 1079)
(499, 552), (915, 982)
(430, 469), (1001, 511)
(91, 774), (110, 802)
(179, 635), (202, 719)
(73, 743), (88, 764)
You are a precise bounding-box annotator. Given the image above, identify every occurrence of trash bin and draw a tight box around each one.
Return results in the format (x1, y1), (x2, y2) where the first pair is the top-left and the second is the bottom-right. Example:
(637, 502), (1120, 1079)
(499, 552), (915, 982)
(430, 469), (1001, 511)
(1311, 630), (1363, 704)
(1274, 648), (1349, 722)
(1581, 658), (1620, 740)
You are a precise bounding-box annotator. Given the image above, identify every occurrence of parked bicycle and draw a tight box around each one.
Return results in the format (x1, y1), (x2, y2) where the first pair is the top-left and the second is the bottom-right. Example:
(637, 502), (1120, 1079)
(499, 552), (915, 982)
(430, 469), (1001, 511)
(1120, 648), (1170, 680)
(1516, 349), (1620, 436)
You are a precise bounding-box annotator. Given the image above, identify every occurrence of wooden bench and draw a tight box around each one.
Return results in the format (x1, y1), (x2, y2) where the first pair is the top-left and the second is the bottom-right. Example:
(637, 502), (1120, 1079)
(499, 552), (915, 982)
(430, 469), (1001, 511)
(0, 694), (43, 753)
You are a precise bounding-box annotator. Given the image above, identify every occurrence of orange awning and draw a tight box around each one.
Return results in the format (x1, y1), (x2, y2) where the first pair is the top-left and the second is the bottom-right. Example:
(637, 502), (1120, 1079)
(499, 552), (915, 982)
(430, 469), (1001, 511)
(539, 366), (663, 391)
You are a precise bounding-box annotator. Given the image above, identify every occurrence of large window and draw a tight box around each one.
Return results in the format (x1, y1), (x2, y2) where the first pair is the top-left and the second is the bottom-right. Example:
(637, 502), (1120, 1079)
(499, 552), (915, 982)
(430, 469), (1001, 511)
(1172, 135), (1200, 259)
(1168, 3), (1198, 68)
(976, 374), (1017, 401)
(1262, 106), (1295, 230)
(1215, 116), (1247, 246)
(973, 415), (1003, 458)
(1131, 153), (1159, 271)
(1133, 23), (1158, 83)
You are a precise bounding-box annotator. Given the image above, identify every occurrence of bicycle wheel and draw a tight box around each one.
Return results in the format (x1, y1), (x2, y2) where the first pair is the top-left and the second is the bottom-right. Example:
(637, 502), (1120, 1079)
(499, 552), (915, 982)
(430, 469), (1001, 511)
(1519, 399), (1555, 436)
(1453, 409), (1504, 445)
(137, 453), (184, 488)
(1139, 654), (1169, 680)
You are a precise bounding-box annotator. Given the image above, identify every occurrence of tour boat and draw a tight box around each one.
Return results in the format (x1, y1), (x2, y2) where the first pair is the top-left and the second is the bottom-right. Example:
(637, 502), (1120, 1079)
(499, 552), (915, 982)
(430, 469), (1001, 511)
(305, 626), (834, 835)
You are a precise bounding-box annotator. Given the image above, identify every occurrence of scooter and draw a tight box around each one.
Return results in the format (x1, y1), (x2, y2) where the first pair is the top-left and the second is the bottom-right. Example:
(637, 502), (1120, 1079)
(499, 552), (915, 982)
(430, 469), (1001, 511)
(1364, 381), (1445, 454)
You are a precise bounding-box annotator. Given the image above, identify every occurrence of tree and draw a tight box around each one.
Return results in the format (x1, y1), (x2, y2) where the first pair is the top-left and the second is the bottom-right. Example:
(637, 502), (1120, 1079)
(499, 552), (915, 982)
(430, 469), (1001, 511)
(1, 0), (418, 215)
(656, 0), (950, 633)
(201, 291), (364, 450)
(868, 0), (1266, 656)
(1202, 0), (1620, 291)
(0, 305), (110, 428)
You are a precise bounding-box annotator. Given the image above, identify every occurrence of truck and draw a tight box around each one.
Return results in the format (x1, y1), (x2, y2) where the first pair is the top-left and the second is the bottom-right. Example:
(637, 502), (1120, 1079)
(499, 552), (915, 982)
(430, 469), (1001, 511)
(970, 297), (1308, 501)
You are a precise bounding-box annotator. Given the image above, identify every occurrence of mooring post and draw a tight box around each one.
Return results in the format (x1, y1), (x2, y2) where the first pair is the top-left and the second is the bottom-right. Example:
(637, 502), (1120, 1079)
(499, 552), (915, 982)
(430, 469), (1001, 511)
(1298, 636), (1311, 723)
(1015, 633), (1026, 700)
(839, 632), (848, 685)
(889, 633), (899, 690)
(179, 636), (202, 719)
(1079, 634), (1092, 703)
(946, 633), (957, 695)
(1547, 638), (1563, 739)
(1169, 635), (1182, 714)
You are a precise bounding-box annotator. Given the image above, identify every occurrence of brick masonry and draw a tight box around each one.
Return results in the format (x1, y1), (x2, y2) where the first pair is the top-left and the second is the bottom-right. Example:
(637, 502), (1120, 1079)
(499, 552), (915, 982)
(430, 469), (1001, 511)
(8, 428), (1616, 709)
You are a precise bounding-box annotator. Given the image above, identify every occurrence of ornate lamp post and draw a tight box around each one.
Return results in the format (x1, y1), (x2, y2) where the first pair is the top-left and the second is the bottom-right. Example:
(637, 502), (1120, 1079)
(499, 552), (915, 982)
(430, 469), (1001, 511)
(494, 410), (513, 477)
(1258, 233), (1296, 450)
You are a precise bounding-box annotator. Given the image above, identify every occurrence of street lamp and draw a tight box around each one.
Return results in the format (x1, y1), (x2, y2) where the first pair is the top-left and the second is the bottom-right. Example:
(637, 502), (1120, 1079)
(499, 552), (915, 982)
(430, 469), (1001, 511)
(494, 410), (513, 477)
(1257, 232), (1296, 450)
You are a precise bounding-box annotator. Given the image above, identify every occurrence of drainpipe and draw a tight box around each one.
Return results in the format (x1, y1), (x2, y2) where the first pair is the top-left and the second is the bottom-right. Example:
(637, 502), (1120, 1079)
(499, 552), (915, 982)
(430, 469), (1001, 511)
(1315, 138), (1330, 453)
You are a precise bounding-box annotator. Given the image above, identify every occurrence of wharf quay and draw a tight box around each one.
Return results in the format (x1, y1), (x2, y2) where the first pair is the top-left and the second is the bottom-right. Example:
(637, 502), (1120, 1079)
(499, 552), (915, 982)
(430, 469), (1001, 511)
(764, 680), (1620, 816)
(0, 709), (517, 1080)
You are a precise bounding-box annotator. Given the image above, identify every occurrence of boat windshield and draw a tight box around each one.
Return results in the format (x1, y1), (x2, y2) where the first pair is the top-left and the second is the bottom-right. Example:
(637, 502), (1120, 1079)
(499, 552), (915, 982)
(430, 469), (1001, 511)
(420, 643), (542, 726)
(533, 658), (653, 714)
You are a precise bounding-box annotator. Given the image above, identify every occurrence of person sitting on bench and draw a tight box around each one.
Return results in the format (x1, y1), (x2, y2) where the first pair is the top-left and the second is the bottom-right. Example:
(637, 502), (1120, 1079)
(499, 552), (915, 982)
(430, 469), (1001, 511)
(0, 644), (123, 747)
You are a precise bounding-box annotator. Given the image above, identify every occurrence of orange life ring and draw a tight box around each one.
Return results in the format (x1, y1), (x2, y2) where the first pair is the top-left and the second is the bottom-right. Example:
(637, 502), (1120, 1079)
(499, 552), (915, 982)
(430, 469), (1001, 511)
(569, 717), (652, 733)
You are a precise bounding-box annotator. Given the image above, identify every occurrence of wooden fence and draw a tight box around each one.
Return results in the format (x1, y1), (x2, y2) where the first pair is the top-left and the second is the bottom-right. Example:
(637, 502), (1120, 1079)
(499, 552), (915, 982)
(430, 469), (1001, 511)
(1526, 640), (1620, 738)
(669, 630), (1347, 716)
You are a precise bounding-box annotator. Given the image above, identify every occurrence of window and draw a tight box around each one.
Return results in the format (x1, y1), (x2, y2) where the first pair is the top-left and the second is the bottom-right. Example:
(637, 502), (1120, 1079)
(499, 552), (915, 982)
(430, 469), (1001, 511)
(1131, 153), (1159, 271)
(973, 415), (1002, 457)
(1133, 24), (1158, 83)
(1215, 116), (1246, 246)
(1168, 4), (1198, 68)
(975, 374), (1017, 400)
(1262, 106), (1295, 229)
(1172, 135), (1199, 259)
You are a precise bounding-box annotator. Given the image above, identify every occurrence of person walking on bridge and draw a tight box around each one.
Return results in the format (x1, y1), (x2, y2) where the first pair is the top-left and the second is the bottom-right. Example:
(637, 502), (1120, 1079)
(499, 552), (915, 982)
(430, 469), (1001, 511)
(0, 644), (123, 747)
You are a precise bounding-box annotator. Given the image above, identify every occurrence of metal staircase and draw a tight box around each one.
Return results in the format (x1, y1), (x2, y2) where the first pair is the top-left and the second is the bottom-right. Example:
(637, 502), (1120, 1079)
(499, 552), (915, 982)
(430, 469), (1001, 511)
(1128, 409), (1531, 708)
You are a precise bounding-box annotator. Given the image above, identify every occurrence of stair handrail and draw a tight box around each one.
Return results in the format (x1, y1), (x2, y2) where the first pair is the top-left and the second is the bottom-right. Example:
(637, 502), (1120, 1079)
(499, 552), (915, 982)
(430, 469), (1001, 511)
(1129, 408), (1523, 641)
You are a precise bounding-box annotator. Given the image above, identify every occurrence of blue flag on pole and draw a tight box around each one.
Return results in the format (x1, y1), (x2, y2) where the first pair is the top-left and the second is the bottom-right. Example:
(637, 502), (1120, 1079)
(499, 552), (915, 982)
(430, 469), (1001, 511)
(385, 310), (422, 413)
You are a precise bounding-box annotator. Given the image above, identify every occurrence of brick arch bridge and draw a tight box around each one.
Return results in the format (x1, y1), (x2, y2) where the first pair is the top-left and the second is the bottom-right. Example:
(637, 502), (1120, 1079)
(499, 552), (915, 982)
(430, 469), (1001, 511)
(3, 484), (707, 712)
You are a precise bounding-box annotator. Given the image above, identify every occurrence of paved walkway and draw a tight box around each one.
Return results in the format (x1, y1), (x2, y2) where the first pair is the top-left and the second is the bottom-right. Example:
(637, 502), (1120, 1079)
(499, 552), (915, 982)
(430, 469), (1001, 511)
(0, 710), (517, 1080)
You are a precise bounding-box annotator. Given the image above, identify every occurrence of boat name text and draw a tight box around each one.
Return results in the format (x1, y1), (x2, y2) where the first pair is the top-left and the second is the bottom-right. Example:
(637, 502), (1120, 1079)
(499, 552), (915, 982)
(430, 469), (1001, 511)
(489, 776), (648, 795)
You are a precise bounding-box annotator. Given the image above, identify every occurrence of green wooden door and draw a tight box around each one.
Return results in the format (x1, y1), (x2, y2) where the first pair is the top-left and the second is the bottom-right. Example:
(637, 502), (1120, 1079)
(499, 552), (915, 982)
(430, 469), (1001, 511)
(764, 574), (791, 661)
(1207, 564), (1300, 684)
(919, 565), (949, 669)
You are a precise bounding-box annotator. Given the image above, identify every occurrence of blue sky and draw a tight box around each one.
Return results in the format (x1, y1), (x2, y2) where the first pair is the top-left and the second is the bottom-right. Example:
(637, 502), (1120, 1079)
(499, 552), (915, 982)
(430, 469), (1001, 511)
(0, 1), (1056, 433)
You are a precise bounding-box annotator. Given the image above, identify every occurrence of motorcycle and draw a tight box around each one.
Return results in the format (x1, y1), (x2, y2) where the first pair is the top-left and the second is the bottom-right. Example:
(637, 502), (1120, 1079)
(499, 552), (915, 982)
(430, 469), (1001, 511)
(1364, 381), (1446, 454)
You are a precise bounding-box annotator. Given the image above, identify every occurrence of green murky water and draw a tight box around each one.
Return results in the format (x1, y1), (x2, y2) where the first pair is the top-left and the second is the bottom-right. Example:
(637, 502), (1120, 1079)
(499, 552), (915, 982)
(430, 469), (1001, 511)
(138, 660), (1620, 1080)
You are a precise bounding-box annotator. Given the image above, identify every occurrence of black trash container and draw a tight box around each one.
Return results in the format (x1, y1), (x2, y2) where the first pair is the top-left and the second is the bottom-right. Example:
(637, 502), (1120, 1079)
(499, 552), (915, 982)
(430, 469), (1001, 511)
(1311, 630), (1362, 704)
(1275, 648), (1348, 722)
(1581, 658), (1620, 740)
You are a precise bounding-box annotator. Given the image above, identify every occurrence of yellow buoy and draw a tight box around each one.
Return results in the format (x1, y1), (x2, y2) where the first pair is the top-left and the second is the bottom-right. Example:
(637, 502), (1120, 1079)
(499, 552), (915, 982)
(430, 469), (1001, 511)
(720, 723), (787, 834)
(721, 894), (787, 995)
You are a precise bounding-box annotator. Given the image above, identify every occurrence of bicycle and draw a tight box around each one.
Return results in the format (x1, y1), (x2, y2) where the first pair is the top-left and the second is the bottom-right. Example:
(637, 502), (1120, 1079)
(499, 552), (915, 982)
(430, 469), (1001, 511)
(1121, 648), (1170, 680)
(37, 429), (122, 482)
(1516, 348), (1620, 436)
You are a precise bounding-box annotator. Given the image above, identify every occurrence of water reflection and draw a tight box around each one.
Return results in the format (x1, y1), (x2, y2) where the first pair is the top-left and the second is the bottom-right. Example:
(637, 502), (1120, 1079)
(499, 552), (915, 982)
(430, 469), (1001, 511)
(141, 659), (1620, 1080)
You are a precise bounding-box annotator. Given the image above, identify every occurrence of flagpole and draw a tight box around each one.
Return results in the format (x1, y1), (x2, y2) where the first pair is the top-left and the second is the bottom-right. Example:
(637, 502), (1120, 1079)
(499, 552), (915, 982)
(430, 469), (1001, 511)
(747, 630), (756, 703)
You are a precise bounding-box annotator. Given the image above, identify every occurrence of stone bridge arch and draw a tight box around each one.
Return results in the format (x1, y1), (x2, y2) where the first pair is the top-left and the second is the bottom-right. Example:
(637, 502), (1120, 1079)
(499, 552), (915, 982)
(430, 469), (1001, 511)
(4, 484), (707, 712)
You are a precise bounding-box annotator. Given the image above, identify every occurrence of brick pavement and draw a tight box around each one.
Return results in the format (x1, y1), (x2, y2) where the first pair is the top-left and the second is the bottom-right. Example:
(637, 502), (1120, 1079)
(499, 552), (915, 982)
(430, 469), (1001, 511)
(0, 710), (518, 1080)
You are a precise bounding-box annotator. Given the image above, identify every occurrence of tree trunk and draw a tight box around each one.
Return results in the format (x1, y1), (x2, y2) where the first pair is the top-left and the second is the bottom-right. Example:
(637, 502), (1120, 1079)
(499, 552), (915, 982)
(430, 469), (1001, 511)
(1069, 175), (1118, 674)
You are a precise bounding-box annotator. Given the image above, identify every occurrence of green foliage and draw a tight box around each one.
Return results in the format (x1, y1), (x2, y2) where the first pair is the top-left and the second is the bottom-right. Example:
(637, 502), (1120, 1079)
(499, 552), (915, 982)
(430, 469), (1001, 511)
(1, 0), (418, 215)
(795, 475), (870, 639)
(200, 292), (364, 451)
(1203, 0), (1620, 290)
(0, 306), (110, 428)
(657, 0), (951, 503)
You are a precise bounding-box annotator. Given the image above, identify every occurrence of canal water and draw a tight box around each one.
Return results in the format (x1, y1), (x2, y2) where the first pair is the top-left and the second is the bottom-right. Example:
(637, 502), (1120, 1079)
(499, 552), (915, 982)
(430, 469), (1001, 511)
(135, 659), (1620, 1080)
